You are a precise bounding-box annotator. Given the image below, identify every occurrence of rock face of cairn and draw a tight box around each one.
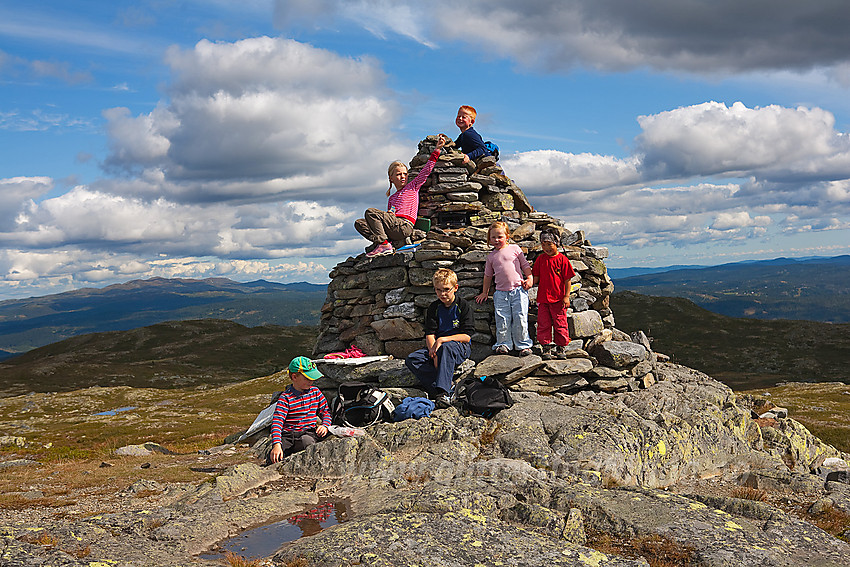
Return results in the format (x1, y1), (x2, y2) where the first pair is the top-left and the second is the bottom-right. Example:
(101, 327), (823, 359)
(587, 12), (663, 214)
(315, 136), (653, 395)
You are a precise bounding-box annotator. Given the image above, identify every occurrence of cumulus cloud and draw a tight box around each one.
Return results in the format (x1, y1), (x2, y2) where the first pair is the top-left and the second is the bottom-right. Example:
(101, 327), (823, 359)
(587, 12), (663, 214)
(509, 101), (850, 250)
(274, 0), (850, 76)
(636, 102), (850, 180)
(7, 186), (354, 259)
(0, 176), (53, 229)
(103, 36), (407, 201)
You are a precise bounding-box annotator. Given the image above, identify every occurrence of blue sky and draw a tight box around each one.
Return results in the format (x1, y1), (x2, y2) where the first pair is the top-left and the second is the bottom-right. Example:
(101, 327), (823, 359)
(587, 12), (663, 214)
(2, 1), (850, 300)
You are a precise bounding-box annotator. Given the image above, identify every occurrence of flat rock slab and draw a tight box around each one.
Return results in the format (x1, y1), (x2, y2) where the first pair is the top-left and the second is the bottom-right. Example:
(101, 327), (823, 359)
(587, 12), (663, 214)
(275, 510), (647, 567)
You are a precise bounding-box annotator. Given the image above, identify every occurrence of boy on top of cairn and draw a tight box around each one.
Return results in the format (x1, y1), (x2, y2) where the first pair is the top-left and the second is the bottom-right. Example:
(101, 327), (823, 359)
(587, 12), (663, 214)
(454, 105), (494, 164)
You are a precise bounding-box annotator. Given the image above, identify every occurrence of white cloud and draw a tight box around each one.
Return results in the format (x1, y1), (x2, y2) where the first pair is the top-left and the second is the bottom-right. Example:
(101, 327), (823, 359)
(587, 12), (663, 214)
(710, 211), (772, 231)
(103, 36), (406, 200)
(0, 177), (53, 229)
(511, 101), (850, 251)
(636, 102), (850, 179)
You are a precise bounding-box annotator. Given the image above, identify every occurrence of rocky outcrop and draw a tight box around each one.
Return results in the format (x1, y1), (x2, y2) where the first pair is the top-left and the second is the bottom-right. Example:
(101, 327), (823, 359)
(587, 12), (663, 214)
(2, 364), (848, 566)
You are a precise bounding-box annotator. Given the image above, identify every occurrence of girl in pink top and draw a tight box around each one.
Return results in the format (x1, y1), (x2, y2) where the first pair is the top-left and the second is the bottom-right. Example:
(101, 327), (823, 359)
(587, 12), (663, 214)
(475, 221), (534, 356)
(355, 134), (446, 257)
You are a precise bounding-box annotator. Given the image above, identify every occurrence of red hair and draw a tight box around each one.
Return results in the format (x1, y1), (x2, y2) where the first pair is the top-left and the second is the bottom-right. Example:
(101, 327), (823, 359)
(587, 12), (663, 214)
(458, 105), (477, 121)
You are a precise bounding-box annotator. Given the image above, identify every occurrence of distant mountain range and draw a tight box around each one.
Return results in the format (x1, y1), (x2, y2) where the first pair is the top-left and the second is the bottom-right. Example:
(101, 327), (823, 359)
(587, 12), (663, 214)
(0, 277), (327, 358)
(611, 255), (850, 323)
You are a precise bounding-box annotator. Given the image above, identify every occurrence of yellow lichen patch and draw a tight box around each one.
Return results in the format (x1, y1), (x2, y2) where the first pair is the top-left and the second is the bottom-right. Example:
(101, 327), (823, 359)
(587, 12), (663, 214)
(655, 492), (671, 499)
(576, 434), (585, 439)
(656, 439), (667, 457)
(688, 502), (707, 510)
(724, 521), (743, 531)
(713, 509), (731, 516)
(470, 541), (483, 547)
(460, 508), (487, 524)
(87, 561), (117, 567)
(578, 550), (609, 566)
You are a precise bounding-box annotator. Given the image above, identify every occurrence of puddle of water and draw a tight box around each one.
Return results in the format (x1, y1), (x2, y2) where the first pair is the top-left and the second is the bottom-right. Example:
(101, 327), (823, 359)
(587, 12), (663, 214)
(92, 406), (137, 416)
(199, 499), (350, 561)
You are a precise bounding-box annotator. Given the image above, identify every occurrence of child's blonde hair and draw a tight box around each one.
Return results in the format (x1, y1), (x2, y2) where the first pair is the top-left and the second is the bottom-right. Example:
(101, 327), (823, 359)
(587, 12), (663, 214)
(433, 268), (458, 288)
(458, 105), (477, 121)
(387, 161), (407, 196)
(488, 220), (510, 240)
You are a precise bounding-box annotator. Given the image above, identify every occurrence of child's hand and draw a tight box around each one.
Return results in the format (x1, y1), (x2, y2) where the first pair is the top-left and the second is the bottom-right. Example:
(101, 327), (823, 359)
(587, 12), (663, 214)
(475, 291), (488, 304)
(436, 134), (447, 149)
(522, 276), (533, 290)
(316, 425), (328, 438)
(269, 443), (283, 463)
(462, 154), (470, 164)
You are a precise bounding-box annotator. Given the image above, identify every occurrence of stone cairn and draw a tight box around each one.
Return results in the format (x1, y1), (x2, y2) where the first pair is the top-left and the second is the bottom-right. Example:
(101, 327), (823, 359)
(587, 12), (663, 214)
(314, 135), (658, 395)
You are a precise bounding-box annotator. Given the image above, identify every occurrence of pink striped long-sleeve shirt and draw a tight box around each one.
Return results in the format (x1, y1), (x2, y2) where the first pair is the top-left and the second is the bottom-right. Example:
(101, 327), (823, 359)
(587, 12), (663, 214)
(270, 385), (332, 444)
(386, 149), (440, 224)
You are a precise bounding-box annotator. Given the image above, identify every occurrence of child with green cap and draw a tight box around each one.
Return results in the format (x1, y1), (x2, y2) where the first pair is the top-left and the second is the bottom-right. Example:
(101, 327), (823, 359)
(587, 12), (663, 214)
(268, 356), (332, 464)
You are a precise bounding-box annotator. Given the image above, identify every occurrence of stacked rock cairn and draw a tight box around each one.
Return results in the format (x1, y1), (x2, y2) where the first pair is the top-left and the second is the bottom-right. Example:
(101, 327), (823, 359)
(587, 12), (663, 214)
(314, 135), (660, 395)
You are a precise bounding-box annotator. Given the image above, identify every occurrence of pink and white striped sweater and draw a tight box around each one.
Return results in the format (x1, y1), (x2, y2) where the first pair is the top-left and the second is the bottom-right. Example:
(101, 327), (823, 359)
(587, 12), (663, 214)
(386, 149), (441, 224)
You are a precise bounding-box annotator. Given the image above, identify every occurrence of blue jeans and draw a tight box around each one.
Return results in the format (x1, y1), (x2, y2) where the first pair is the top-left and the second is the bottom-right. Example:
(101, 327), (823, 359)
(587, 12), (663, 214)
(493, 287), (532, 350)
(405, 340), (471, 395)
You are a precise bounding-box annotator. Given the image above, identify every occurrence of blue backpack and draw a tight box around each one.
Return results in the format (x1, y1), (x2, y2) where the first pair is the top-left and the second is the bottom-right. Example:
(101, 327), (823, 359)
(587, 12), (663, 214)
(484, 141), (499, 161)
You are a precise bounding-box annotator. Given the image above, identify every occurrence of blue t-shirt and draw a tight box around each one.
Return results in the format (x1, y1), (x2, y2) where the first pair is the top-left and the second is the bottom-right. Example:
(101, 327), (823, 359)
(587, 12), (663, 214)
(455, 126), (491, 160)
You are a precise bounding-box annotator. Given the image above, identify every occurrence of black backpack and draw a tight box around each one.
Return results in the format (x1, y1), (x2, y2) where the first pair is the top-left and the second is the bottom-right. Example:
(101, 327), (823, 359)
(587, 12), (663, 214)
(330, 382), (395, 428)
(454, 375), (513, 418)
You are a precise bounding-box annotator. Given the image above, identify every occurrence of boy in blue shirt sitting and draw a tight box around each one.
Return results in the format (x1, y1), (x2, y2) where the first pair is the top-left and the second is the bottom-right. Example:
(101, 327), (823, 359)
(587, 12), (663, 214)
(405, 268), (475, 408)
(454, 105), (493, 164)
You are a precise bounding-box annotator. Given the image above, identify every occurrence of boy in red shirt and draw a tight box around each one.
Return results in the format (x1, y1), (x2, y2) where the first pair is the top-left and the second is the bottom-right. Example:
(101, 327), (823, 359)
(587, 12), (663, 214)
(532, 230), (576, 360)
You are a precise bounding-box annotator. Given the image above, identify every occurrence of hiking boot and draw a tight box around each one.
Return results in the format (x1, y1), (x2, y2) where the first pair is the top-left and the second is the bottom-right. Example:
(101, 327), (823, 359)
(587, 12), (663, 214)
(494, 345), (510, 355)
(435, 393), (452, 409)
(554, 345), (569, 359)
(366, 242), (393, 257)
(518, 348), (533, 357)
(541, 344), (555, 360)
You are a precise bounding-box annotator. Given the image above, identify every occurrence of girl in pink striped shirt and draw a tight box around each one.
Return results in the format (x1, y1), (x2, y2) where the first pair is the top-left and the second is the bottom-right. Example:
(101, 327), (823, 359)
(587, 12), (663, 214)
(355, 134), (446, 257)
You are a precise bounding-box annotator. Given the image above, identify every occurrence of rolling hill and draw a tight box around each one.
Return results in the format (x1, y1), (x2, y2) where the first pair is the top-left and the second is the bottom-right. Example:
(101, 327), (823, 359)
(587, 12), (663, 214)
(612, 255), (850, 323)
(611, 290), (850, 390)
(0, 319), (318, 397)
(0, 277), (327, 357)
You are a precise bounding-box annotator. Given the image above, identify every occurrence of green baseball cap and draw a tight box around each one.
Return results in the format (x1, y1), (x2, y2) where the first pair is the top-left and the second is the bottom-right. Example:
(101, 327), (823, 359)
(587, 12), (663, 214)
(288, 356), (323, 380)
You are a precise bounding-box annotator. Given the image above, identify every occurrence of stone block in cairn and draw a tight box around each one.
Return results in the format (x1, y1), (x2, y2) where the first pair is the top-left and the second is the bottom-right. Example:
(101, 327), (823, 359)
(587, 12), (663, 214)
(370, 318), (423, 341)
(569, 310), (604, 338)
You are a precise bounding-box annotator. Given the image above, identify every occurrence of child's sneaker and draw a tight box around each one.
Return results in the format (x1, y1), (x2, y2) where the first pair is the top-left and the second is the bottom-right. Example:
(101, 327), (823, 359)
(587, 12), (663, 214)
(494, 345), (510, 355)
(366, 242), (393, 257)
(518, 348), (533, 357)
(554, 345), (570, 359)
(435, 393), (453, 409)
(541, 344), (555, 360)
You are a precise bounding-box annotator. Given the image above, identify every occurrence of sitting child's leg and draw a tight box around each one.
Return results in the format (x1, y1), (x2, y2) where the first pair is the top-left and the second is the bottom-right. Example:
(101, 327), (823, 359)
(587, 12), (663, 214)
(293, 431), (320, 453)
(433, 341), (472, 395)
(405, 348), (439, 393)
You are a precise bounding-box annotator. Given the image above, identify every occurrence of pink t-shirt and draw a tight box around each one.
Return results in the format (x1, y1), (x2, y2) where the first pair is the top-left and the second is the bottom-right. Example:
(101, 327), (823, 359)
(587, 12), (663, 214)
(484, 244), (531, 292)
